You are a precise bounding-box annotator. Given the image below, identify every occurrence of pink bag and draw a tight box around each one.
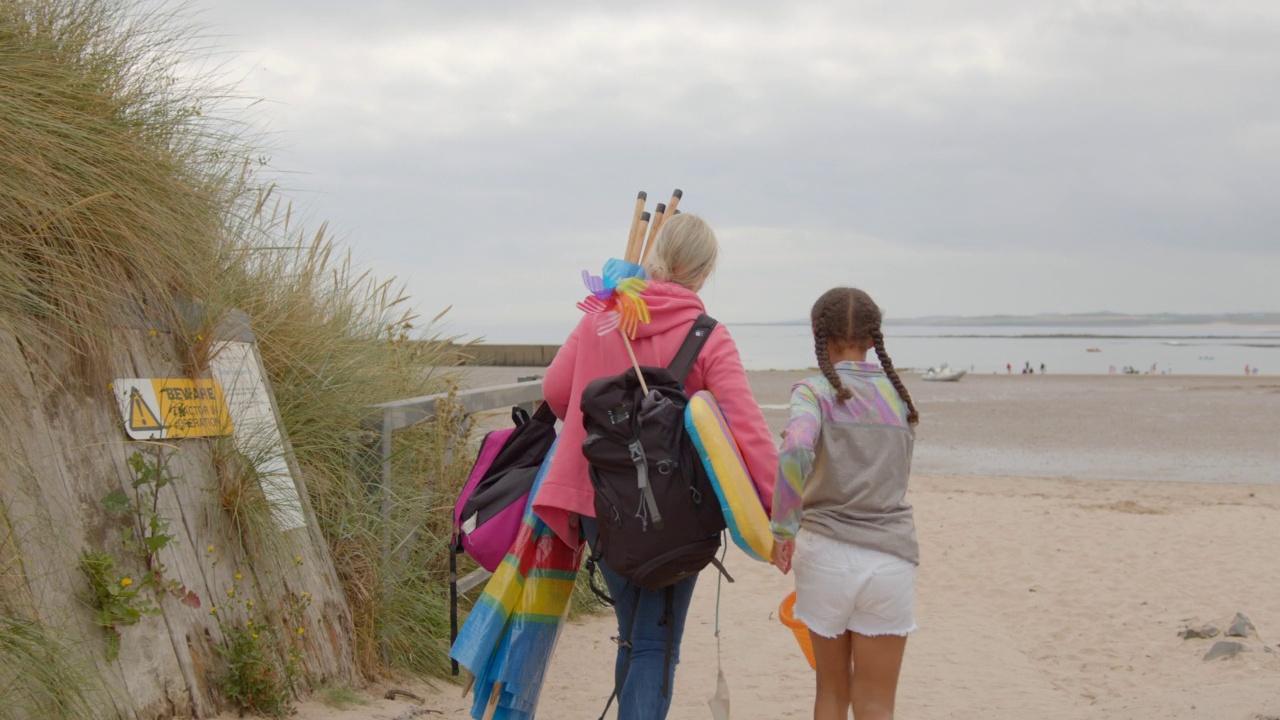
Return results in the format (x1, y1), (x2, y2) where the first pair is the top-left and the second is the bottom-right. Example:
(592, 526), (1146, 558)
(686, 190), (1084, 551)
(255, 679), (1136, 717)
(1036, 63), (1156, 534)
(451, 404), (557, 572)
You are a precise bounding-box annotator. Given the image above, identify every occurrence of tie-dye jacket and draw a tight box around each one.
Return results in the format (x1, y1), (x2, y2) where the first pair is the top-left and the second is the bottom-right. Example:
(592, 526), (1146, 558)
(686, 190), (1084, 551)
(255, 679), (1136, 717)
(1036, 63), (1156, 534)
(769, 360), (919, 564)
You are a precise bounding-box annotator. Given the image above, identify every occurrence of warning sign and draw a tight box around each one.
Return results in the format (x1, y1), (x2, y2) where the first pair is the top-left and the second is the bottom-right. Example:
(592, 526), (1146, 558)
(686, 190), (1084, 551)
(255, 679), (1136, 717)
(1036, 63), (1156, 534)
(128, 388), (163, 432)
(113, 378), (234, 440)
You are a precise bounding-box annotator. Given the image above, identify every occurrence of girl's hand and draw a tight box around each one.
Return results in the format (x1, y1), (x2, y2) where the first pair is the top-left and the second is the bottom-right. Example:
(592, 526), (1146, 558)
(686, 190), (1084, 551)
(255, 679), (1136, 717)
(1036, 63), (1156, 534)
(772, 539), (795, 574)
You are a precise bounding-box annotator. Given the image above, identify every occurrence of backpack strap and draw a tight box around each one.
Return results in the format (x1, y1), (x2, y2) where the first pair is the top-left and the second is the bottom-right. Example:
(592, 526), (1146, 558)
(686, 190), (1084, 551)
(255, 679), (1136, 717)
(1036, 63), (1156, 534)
(449, 541), (459, 676)
(666, 314), (718, 382)
(531, 401), (557, 425)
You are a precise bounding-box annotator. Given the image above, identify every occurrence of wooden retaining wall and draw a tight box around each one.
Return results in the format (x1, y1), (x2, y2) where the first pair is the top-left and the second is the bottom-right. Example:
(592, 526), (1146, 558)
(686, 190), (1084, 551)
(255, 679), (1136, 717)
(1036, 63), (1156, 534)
(0, 321), (357, 718)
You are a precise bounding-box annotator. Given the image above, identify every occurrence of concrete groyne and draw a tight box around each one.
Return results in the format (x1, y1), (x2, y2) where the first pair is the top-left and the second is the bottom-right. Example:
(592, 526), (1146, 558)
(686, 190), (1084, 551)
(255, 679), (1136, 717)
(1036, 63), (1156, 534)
(454, 344), (562, 367)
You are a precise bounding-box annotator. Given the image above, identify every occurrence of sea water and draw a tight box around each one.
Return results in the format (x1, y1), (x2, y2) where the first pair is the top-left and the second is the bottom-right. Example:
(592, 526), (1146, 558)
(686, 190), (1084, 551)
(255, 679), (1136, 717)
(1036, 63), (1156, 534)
(453, 321), (1280, 376)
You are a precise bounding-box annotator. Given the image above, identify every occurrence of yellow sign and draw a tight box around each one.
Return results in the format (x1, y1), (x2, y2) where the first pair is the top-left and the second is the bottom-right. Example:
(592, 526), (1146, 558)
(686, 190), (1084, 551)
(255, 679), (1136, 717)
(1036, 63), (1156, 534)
(128, 388), (163, 432)
(114, 378), (234, 440)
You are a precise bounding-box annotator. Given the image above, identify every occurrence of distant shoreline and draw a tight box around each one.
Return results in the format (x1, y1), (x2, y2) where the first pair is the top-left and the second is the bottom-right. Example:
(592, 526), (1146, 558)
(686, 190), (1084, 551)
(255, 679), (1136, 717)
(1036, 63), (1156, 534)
(892, 334), (1280, 343)
(737, 312), (1280, 328)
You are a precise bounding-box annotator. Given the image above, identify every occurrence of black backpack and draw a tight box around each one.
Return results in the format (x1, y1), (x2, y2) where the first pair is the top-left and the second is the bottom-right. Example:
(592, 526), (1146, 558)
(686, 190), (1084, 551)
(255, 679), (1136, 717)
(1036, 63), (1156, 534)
(580, 314), (728, 591)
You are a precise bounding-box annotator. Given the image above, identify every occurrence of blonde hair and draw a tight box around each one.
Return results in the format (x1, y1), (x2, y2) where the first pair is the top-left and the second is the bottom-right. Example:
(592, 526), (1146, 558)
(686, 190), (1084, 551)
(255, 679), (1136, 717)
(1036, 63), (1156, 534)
(643, 213), (718, 290)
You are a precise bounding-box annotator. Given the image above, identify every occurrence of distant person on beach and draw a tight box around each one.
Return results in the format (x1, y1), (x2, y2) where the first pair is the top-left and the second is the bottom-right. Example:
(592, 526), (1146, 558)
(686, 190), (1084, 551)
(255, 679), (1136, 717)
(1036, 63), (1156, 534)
(770, 287), (920, 720)
(1246, 364), (1251, 375)
(536, 213), (777, 719)
(1007, 363), (1012, 374)
(1040, 362), (1046, 374)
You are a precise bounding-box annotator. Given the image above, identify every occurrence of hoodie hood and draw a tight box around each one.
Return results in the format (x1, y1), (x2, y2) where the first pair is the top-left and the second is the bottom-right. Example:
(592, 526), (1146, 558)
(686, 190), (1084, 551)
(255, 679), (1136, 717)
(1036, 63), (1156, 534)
(622, 280), (707, 339)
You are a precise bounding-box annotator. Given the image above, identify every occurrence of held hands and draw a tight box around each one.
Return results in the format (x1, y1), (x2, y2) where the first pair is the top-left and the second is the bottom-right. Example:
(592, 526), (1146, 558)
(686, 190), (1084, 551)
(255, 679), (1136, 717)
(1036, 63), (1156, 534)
(771, 539), (795, 575)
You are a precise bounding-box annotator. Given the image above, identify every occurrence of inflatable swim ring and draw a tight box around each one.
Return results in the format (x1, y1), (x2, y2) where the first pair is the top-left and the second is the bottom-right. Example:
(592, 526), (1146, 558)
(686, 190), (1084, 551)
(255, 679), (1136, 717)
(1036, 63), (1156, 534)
(684, 390), (775, 562)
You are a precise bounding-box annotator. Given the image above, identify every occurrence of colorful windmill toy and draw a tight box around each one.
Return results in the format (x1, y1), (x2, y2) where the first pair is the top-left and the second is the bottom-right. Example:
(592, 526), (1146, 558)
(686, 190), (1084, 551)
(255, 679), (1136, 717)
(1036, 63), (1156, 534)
(577, 258), (651, 339)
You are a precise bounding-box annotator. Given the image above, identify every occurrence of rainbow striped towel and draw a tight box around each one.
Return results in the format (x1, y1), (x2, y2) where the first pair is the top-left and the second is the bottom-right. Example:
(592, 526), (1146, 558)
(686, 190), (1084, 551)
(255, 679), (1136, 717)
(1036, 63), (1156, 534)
(451, 440), (582, 719)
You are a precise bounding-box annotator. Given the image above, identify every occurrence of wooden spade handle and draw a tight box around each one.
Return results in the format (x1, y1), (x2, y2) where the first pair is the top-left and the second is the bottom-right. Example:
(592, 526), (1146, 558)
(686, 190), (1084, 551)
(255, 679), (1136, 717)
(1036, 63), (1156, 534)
(482, 682), (502, 720)
(632, 211), (651, 264)
(640, 202), (666, 264)
(625, 191), (647, 263)
(663, 188), (682, 220)
(642, 189), (682, 263)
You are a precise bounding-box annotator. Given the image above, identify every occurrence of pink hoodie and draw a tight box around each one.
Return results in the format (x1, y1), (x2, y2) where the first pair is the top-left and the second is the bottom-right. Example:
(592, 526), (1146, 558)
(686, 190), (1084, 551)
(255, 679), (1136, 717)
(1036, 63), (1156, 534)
(533, 280), (778, 547)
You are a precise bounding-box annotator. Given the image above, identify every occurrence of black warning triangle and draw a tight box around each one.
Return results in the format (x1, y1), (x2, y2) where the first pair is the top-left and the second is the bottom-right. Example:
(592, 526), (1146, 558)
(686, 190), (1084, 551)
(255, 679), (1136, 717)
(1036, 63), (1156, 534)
(129, 388), (164, 432)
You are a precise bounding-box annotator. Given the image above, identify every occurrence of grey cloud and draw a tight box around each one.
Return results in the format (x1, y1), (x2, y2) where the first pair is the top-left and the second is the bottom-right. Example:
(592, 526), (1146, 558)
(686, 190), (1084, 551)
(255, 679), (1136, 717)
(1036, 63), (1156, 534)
(189, 0), (1280, 326)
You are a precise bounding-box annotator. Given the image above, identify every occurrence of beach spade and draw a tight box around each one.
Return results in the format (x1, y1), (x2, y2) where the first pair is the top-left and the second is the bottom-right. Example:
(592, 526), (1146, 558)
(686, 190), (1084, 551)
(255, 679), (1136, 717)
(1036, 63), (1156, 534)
(709, 665), (730, 719)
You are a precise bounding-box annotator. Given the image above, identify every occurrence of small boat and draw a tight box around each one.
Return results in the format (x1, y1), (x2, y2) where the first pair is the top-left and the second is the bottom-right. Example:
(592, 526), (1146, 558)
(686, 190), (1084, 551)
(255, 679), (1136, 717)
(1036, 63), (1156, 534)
(1086, 348), (1102, 353)
(922, 364), (967, 382)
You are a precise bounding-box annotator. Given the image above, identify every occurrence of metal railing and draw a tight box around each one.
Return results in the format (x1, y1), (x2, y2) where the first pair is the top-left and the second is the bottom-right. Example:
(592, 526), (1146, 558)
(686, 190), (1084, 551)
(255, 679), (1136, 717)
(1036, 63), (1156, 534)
(361, 379), (545, 593)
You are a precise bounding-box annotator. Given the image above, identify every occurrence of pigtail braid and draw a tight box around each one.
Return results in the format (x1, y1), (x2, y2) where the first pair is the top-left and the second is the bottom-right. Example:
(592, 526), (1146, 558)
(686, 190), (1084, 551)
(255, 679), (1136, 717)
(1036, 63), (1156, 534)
(871, 327), (919, 426)
(814, 322), (852, 402)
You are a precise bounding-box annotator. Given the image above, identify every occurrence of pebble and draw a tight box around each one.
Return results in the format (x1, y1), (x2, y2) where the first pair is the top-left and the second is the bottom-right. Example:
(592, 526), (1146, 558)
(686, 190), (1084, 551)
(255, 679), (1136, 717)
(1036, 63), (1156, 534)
(1226, 612), (1256, 638)
(1203, 641), (1245, 662)
(1178, 624), (1219, 640)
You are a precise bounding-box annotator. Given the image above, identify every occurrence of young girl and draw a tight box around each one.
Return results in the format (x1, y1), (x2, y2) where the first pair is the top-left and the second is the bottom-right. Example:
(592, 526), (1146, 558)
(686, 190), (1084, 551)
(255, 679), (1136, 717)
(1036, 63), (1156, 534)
(771, 287), (920, 720)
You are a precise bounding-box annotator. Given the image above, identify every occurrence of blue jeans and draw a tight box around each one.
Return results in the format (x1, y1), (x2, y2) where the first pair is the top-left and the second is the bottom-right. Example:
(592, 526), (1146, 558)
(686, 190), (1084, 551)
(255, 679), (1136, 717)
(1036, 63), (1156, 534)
(581, 517), (699, 720)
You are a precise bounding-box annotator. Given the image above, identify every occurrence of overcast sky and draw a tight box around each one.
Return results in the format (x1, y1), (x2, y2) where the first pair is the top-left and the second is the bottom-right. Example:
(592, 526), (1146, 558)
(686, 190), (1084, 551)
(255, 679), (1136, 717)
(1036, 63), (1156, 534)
(190, 1), (1279, 338)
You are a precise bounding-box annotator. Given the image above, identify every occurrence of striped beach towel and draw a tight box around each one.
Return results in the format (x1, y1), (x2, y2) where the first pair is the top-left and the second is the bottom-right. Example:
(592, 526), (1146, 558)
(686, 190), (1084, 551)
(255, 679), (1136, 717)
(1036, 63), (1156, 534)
(451, 440), (583, 719)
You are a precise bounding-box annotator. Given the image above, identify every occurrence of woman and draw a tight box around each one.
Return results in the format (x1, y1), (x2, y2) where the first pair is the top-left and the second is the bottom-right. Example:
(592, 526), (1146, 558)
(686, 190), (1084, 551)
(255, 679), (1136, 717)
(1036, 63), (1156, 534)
(535, 213), (777, 719)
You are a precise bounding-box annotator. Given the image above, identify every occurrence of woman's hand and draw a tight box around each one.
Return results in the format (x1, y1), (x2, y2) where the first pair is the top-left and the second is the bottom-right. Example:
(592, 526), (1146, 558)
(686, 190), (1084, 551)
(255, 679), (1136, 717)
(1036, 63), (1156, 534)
(771, 539), (795, 574)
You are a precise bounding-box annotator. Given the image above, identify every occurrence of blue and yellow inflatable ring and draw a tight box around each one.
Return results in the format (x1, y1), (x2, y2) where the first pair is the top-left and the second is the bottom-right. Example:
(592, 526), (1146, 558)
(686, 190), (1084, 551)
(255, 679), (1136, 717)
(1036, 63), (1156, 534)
(684, 391), (775, 562)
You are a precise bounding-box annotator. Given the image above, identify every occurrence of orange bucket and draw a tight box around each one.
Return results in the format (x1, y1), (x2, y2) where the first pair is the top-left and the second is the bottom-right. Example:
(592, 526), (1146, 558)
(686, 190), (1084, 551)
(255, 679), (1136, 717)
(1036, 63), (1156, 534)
(779, 591), (816, 670)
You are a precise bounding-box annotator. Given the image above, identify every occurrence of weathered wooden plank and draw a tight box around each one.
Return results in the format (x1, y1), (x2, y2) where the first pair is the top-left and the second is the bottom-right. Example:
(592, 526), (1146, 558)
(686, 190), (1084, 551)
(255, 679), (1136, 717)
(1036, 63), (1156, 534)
(118, 327), (358, 710)
(0, 329), (140, 719)
(0, 320), (360, 720)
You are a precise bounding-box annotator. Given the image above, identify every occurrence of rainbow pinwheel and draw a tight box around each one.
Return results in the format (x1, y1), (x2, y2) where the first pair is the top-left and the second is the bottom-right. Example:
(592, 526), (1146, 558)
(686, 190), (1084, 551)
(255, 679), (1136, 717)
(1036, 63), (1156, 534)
(577, 258), (651, 339)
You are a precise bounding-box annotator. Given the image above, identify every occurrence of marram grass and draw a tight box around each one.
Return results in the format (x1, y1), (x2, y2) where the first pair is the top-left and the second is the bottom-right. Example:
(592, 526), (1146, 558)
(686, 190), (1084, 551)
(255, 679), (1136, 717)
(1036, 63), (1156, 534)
(1, 0), (479, 700)
(0, 613), (99, 720)
(0, 0), (244, 385)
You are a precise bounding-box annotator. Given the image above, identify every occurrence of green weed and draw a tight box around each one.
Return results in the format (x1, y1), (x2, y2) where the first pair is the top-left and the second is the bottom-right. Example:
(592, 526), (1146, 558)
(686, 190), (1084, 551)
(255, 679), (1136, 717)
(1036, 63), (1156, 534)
(212, 572), (311, 718)
(78, 550), (159, 660)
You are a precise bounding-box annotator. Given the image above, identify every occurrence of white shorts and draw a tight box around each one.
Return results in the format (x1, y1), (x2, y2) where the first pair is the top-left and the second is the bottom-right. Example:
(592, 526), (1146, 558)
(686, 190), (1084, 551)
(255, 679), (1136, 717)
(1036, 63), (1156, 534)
(792, 529), (918, 639)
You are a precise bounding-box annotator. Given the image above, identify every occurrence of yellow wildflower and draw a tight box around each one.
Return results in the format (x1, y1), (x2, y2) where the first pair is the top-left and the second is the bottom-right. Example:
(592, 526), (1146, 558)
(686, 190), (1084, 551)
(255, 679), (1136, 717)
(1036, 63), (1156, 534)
(294, 556), (303, 565)
(120, 577), (133, 587)
(226, 589), (235, 598)
(206, 545), (214, 553)
(296, 627), (305, 636)
(251, 633), (259, 639)
(210, 606), (218, 615)
(246, 600), (254, 608)
(234, 573), (242, 580)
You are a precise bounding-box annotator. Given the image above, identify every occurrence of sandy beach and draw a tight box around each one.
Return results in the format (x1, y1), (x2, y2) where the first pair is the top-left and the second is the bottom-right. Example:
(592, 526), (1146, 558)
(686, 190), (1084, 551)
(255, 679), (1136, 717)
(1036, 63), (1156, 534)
(259, 372), (1280, 719)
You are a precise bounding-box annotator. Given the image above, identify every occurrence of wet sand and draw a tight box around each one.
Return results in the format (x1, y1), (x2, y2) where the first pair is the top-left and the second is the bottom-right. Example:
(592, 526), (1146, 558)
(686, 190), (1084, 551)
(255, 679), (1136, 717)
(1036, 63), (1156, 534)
(250, 371), (1280, 719)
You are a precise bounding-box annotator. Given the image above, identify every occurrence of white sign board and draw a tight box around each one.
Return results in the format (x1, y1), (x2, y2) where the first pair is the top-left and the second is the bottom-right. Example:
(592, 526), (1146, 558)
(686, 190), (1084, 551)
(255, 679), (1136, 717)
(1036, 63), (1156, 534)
(209, 340), (307, 532)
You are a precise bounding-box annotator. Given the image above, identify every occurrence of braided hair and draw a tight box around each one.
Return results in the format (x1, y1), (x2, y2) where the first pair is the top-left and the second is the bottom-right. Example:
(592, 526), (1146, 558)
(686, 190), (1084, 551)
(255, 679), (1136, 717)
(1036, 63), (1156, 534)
(810, 287), (919, 426)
